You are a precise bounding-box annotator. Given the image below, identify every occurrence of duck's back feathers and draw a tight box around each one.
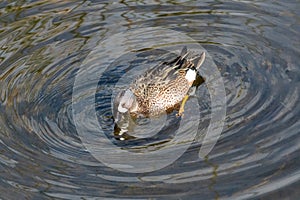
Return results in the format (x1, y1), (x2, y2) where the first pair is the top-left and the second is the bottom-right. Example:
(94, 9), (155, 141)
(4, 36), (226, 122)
(127, 47), (205, 115)
(135, 47), (192, 85)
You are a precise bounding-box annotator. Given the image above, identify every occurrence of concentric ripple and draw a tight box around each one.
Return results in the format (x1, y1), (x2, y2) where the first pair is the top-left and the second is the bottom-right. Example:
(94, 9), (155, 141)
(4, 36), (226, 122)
(0, 1), (299, 199)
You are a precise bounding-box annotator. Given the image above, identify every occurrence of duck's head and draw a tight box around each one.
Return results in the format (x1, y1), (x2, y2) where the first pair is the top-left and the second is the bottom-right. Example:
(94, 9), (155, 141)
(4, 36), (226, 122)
(114, 89), (138, 115)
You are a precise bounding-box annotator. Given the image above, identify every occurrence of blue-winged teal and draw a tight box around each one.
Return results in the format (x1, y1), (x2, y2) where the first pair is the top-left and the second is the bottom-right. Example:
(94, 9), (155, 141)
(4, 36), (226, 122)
(115, 47), (205, 118)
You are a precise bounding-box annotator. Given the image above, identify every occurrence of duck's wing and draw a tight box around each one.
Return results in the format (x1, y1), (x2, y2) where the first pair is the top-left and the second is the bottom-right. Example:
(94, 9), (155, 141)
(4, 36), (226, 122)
(130, 47), (205, 96)
(142, 47), (191, 83)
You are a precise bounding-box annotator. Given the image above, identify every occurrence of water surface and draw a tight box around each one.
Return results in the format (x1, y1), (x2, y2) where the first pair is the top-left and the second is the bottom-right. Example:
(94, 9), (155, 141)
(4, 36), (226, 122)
(0, 1), (299, 199)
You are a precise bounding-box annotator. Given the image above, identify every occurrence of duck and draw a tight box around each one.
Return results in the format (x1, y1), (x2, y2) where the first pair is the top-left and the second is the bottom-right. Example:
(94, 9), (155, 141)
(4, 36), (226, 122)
(114, 46), (206, 119)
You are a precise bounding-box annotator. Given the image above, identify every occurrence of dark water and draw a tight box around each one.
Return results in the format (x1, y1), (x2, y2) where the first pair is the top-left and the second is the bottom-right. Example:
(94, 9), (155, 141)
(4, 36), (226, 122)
(0, 1), (299, 199)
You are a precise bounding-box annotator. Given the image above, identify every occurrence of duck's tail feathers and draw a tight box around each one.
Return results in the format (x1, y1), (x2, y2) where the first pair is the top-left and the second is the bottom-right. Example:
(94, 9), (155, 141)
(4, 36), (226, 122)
(192, 52), (206, 70)
(179, 46), (189, 59)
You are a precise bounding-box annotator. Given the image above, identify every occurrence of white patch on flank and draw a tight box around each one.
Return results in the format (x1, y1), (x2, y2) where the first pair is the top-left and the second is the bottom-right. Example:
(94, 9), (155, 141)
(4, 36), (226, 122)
(185, 69), (196, 82)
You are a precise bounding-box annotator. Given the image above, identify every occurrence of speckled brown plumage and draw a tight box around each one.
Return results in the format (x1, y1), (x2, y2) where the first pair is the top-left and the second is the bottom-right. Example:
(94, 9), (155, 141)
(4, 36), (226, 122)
(123, 47), (205, 116)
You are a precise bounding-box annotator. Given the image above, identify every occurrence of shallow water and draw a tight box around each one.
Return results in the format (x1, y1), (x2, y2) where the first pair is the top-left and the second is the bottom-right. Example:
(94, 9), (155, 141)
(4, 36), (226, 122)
(0, 1), (299, 199)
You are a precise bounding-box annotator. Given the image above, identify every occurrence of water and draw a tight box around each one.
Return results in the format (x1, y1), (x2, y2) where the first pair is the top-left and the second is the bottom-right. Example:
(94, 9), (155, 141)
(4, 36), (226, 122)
(0, 1), (299, 199)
